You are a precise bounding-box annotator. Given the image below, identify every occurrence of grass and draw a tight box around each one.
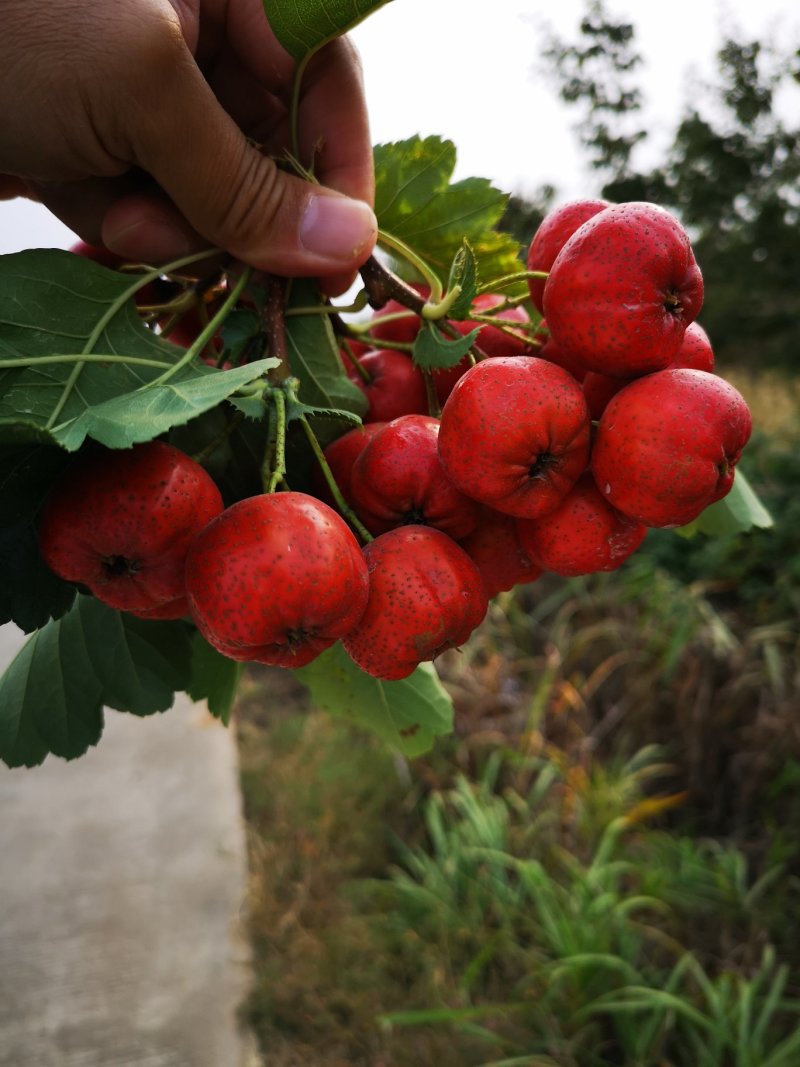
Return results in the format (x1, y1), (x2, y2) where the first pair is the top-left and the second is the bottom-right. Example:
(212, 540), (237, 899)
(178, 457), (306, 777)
(236, 374), (800, 1065)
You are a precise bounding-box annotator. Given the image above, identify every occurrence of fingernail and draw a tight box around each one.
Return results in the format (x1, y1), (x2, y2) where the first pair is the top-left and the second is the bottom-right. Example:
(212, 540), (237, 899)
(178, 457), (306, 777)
(299, 195), (377, 263)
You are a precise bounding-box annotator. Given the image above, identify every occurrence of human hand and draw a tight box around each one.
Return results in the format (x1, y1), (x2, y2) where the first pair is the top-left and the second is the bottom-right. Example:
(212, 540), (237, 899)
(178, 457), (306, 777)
(0, 0), (377, 292)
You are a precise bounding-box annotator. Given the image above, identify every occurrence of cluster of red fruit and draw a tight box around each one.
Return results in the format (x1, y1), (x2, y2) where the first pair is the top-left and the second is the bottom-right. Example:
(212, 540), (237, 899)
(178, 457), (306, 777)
(38, 201), (751, 682)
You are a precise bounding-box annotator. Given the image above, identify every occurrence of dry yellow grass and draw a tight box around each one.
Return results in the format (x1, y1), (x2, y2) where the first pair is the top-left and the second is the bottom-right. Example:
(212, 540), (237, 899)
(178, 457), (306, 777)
(723, 367), (800, 437)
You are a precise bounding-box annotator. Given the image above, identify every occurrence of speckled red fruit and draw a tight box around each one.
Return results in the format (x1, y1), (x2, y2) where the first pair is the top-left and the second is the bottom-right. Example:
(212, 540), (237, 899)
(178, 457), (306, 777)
(438, 356), (592, 519)
(38, 440), (223, 617)
(349, 415), (481, 538)
(516, 473), (646, 577)
(591, 369), (752, 528)
(543, 202), (704, 378)
(526, 199), (612, 313)
(185, 492), (369, 668)
(347, 348), (429, 422)
(582, 320), (716, 420)
(313, 423), (386, 509)
(458, 508), (542, 599)
(342, 526), (488, 680)
(537, 324), (588, 383)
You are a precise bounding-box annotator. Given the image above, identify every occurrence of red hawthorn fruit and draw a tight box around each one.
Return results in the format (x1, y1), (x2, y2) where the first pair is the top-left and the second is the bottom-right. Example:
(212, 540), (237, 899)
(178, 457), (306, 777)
(537, 323), (588, 383)
(582, 320), (716, 420)
(342, 525), (488, 681)
(458, 508), (542, 599)
(185, 492), (369, 668)
(349, 415), (481, 538)
(542, 202), (704, 378)
(676, 321), (715, 372)
(591, 368), (752, 528)
(313, 422), (387, 509)
(526, 198), (612, 313)
(516, 473), (646, 577)
(38, 440), (223, 618)
(368, 283), (430, 345)
(438, 356), (592, 519)
(347, 348), (429, 422)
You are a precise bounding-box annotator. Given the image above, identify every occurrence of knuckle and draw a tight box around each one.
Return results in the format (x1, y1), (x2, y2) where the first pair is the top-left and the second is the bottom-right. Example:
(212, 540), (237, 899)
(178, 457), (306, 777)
(210, 149), (284, 253)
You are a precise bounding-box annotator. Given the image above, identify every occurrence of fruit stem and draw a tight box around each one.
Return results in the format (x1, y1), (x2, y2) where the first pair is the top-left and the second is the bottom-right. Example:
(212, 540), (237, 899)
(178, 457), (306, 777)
(359, 253), (429, 313)
(423, 371), (441, 418)
(339, 339), (372, 384)
(298, 414), (373, 544)
(289, 53), (313, 165)
(262, 275), (291, 382)
(375, 230), (443, 303)
(476, 269), (548, 294)
(421, 285), (463, 321)
(263, 386), (288, 494)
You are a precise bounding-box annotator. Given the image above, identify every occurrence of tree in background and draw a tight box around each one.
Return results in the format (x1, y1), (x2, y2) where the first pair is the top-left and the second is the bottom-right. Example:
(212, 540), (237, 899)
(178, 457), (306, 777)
(532, 0), (800, 368)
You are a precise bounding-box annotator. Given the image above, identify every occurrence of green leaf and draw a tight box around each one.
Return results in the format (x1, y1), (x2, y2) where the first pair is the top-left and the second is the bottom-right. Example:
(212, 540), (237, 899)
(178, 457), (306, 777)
(412, 323), (481, 370)
(0, 522), (75, 632)
(264, 0), (394, 61)
(0, 596), (193, 768)
(188, 632), (241, 726)
(283, 390), (363, 430)
(294, 643), (454, 758)
(374, 136), (524, 289)
(0, 249), (278, 450)
(219, 306), (262, 365)
(675, 468), (774, 538)
(284, 279), (368, 417)
(0, 444), (76, 630)
(53, 359), (276, 451)
(446, 240), (480, 319)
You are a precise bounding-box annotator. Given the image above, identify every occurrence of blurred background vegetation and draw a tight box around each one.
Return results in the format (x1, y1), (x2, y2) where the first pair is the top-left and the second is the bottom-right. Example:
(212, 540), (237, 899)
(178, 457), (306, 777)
(235, 3), (800, 1063)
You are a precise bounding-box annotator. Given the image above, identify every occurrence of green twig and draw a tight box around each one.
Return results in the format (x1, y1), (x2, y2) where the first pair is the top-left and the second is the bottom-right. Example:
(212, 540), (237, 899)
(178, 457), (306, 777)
(376, 230), (443, 302)
(1, 353), (174, 370)
(262, 387), (288, 494)
(145, 267), (253, 389)
(298, 414), (373, 544)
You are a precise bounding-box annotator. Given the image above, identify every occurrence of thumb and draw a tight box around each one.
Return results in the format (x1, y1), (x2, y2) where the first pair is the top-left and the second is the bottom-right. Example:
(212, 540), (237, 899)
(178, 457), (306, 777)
(107, 45), (377, 275)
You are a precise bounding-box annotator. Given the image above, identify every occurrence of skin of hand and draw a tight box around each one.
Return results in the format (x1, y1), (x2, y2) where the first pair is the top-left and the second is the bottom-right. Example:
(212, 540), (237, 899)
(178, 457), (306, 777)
(0, 0), (377, 293)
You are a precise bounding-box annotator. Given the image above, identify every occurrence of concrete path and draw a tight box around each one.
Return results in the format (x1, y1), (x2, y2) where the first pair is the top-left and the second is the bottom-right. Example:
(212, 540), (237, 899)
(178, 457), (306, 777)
(0, 623), (257, 1067)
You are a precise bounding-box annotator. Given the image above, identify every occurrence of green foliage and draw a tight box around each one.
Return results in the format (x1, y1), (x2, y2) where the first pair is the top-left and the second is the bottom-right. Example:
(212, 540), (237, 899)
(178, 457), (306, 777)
(284, 279), (367, 415)
(412, 323), (480, 370)
(263, 0), (393, 61)
(295, 643), (454, 758)
(0, 596), (193, 768)
(374, 136), (526, 291)
(0, 250), (276, 450)
(239, 678), (800, 1066)
(188, 632), (242, 725)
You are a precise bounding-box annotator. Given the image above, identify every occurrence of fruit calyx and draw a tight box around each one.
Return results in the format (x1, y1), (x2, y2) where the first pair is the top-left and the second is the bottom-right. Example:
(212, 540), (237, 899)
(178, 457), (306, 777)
(102, 554), (141, 579)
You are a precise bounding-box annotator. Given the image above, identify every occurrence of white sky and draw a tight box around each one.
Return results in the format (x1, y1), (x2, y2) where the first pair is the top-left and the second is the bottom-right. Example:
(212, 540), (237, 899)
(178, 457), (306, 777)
(1, 0), (798, 255)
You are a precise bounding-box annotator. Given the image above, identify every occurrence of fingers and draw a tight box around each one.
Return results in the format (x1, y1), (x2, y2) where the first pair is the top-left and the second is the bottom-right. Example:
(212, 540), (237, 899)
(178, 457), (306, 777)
(297, 37), (375, 208)
(116, 33), (376, 277)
